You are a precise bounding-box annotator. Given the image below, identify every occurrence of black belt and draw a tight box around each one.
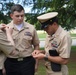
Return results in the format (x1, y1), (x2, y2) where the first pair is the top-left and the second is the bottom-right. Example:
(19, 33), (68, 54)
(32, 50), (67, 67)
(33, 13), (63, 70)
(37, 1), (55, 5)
(7, 56), (32, 62)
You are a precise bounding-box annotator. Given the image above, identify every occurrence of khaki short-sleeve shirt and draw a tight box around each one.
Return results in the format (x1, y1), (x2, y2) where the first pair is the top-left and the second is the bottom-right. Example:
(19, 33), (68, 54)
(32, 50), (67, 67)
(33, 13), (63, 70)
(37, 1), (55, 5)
(0, 30), (15, 55)
(0, 30), (15, 69)
(7, 21), (39, 58)
(45, 26), (72, 74)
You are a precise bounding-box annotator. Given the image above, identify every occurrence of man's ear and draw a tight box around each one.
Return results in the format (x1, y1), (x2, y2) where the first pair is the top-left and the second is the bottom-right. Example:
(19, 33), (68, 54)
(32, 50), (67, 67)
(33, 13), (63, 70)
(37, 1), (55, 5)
(53, 22), (57, 25)
(53, 22), (58, 28)
(10, 13), (13, 19)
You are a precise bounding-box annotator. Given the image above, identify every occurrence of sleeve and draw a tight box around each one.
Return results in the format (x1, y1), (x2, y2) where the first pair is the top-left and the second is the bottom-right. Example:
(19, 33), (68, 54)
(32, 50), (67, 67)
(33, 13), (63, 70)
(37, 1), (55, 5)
(59, 33), (72, 58)
(0, 31), (15, 55)
(32, 28), (40, 46)
(45, 34), (49, 47)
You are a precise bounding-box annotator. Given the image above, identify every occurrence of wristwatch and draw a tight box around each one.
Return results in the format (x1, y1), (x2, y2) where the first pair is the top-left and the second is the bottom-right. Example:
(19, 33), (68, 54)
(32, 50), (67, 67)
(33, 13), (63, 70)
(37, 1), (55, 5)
(44, 54), (48, 61)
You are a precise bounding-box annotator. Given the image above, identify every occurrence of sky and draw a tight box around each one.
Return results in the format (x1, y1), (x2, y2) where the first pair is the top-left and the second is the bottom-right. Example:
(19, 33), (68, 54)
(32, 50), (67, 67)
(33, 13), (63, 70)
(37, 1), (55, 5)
(0, 0), (34, 15)
(0, 4), (2, 10)
(13, 0), (33, 13)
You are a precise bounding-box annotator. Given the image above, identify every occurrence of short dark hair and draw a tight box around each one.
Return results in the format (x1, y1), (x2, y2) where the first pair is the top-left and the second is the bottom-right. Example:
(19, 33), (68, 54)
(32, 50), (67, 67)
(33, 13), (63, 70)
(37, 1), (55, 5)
(11, 4), (24, 13)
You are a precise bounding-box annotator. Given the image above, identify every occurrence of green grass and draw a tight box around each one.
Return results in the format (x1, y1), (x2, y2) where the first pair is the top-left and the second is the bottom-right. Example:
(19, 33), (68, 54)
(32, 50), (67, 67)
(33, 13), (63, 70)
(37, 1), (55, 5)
(68, 62), (76, 75)
(70, 33), (76, 37)
(38, 33), (46, 38)
(37, 63), (76, 75)
(36, 46), (76, 75)
(71, 46), (76, 51)
(37, 31), (76, 39)
(37, 64), (46, 75)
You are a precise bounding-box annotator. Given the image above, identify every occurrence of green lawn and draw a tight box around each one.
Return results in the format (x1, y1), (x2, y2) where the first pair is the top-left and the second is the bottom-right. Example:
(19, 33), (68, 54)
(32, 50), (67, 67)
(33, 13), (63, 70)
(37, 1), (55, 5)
(36, 46), (76, 75)
(37, 31), (76, 39)
(68, 62), (76, 75)
(70, 33), (76, 37)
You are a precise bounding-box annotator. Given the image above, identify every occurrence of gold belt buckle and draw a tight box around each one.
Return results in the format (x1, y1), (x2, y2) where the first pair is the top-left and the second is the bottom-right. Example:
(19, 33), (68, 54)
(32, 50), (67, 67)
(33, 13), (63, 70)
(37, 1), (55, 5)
(17, 58), (23, 61)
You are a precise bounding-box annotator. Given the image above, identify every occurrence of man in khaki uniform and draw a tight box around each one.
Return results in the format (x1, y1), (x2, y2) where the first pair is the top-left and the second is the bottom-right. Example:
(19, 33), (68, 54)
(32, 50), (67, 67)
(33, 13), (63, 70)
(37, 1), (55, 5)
(4, 4), (39, 75)
(0, 25), (17, 75)
(32, 12), (72, 75)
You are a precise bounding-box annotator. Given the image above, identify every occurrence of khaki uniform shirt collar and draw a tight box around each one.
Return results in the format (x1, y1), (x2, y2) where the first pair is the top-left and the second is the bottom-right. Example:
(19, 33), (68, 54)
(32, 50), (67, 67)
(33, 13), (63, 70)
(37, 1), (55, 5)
(9, 21), (29, 30)
(23, 22), (29, 29)
(9, 21), (14, 28)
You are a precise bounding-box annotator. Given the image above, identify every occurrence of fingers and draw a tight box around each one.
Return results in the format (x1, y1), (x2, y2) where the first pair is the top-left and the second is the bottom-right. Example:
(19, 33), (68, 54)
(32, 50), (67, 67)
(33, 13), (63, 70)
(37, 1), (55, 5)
(32, 50), (40, 57)
(5, 27), (13, 35)
(33, 52), (45, 60)
(32, 50), (45, 60)
(0, 24), (9, 31)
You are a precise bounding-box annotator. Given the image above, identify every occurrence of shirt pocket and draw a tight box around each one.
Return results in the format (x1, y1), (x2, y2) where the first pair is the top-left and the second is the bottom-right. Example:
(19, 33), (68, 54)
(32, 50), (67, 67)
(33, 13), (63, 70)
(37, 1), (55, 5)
(23, 35), (32, 40)
(22, 35), (33, 48)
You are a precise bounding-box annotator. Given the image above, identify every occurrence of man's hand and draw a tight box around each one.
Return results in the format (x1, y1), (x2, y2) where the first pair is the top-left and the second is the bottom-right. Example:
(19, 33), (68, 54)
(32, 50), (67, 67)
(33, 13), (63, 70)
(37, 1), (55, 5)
(0, 24), (12, 34)
(2, 67), (6, 75)
(5, 27), (13, 35)
(33, 53), (45, 60)
(32, 50), (41, 57)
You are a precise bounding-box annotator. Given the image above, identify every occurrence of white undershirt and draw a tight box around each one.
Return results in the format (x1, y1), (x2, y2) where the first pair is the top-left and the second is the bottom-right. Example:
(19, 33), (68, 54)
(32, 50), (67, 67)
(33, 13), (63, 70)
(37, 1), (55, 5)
(15, 23), (23, 31)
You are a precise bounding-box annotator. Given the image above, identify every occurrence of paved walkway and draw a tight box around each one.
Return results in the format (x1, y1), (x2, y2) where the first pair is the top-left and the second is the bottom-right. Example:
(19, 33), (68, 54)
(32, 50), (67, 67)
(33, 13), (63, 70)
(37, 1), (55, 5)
(40, 38), (76, 48)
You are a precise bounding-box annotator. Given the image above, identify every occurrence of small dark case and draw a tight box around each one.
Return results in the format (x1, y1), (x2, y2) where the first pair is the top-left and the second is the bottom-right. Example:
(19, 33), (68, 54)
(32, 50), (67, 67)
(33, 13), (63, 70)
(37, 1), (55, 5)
(49, 50), (61, 72)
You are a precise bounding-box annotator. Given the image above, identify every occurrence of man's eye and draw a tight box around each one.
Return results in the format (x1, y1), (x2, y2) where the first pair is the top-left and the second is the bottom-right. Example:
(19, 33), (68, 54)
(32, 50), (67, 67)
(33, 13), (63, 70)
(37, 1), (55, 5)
(16, 15), (19, 17)
(21, 15), (24, 17)
(16, 15), (24, 17)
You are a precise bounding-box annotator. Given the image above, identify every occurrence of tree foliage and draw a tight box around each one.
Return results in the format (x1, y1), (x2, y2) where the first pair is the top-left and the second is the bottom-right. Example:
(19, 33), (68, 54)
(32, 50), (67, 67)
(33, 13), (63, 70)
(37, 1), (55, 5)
(31, 0), (76, 30)
(0, 1), (14, 24)
(0, 0), (76, 30)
